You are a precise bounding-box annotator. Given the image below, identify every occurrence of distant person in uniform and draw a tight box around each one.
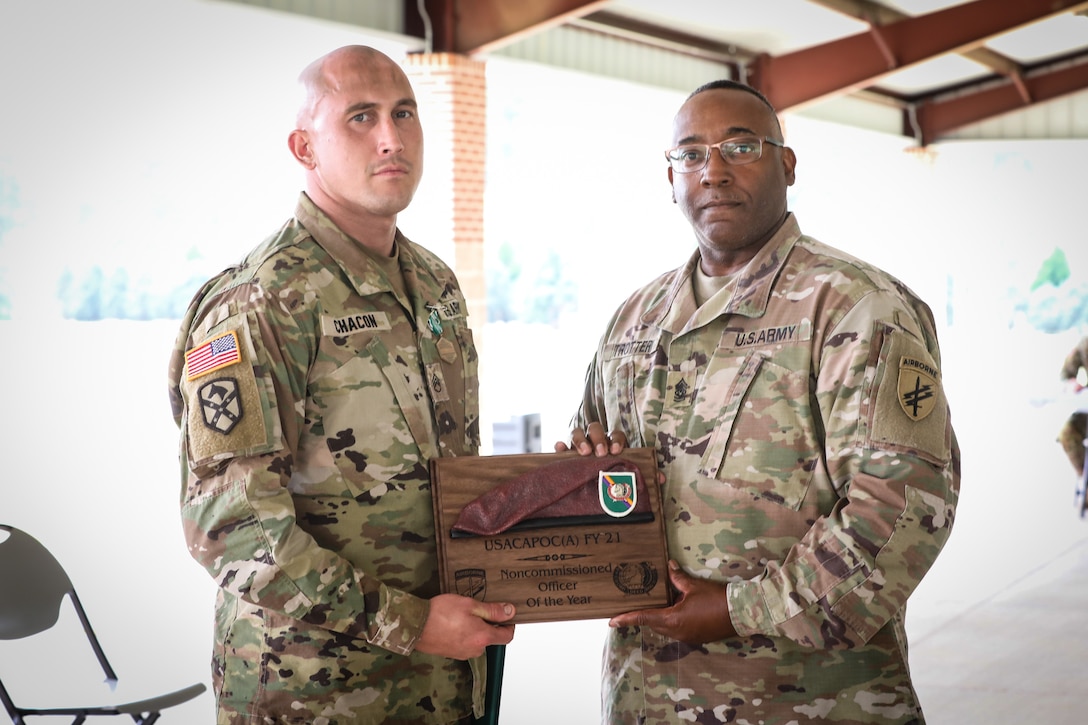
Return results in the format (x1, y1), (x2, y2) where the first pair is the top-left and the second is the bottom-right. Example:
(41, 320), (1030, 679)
(558, 79), (960, 723)
(167, 45), (515, 724)
(1057, 335), (1088, 477)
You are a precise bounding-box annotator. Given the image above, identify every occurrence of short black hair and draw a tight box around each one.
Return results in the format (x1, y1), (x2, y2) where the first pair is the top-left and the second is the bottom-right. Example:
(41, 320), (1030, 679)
(687, 79), (776, 114)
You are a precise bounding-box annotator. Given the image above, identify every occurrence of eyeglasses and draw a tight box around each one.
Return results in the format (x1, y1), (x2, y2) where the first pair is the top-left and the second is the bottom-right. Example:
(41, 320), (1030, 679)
(664, 136), (784, 173)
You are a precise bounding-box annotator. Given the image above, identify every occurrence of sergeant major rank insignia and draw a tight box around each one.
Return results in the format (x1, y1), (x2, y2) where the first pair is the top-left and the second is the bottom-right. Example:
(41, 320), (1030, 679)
(599, 471), (637, 517)
(897, 355), (939, 421)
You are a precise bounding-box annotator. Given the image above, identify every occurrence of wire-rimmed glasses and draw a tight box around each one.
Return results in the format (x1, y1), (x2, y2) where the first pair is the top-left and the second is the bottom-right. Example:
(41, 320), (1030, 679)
(665, 136), (784, 173)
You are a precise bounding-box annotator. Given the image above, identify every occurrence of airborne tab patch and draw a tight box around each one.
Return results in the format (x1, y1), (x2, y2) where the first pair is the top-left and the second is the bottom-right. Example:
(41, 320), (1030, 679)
(897, 356), (939, 421)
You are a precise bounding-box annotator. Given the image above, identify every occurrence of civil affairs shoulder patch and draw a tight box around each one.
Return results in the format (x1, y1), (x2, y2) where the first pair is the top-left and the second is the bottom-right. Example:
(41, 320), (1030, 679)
(185, 330), (241, 381)
(599, 470), (637, 517)
(897, 355), (939, 421)
(181, 323), (276, 466)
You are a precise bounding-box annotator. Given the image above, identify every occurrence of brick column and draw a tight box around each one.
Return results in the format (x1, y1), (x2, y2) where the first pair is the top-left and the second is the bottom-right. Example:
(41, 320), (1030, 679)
(403, 53), (487, 331)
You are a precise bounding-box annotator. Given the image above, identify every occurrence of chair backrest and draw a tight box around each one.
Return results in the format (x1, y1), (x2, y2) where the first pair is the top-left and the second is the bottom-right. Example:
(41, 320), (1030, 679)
(0, 525), (76, 640)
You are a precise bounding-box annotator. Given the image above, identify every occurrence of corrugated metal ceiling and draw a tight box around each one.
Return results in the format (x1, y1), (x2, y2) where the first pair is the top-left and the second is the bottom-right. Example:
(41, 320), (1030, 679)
(220, 0), (1088, 145)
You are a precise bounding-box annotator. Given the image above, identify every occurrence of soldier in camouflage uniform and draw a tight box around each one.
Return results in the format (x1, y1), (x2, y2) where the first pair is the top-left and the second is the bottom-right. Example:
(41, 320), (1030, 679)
(167, 46), (515, 724)
(559, 80), (960, 724)
(1057, 336), (1088, 476)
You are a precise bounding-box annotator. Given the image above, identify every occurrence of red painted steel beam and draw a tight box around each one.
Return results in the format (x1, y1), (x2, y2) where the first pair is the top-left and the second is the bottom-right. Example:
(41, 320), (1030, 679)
(913, 55), (1088, 145)
(409, 0), (610, 55)
(808, 0), (1023, 76)
(747, 0), (1088, 112)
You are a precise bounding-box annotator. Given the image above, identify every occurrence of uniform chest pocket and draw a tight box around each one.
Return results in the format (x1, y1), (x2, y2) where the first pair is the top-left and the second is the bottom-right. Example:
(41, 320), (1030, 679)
(697, 351), (819, 510)
(306, 335), (433, 498)
(603, 359), (646, 449)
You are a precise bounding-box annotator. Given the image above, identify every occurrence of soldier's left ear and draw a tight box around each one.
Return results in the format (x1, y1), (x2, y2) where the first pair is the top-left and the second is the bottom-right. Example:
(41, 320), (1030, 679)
(782, 145), (797, 187)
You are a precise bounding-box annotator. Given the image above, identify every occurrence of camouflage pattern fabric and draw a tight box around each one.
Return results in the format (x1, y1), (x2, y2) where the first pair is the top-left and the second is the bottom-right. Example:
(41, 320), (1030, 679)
(1059, 336), (1088, 384)
(167, 193), (484, 724)
(1059, 413), (1087, 475)
(1058, 337), (1088, 475)
(572, 214), (960, 724)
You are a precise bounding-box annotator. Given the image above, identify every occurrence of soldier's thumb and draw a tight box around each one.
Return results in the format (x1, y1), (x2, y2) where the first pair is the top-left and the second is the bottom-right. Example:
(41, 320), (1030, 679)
(478, 601), (516, 623)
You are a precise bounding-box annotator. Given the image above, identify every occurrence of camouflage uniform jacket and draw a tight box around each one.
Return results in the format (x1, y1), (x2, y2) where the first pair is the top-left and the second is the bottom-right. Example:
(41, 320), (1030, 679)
(573, 214), (960, 724)
(167, 193), (483, 724)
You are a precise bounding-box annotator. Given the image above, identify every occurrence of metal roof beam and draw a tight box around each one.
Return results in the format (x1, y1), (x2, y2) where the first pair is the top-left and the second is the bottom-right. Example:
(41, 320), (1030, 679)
(406, 0), (610, 55)
(747, 0), (1088, 112)
(570, 10), (755, 66)
(912, 53), (1088, 145)
(808, 0), (1022, 76)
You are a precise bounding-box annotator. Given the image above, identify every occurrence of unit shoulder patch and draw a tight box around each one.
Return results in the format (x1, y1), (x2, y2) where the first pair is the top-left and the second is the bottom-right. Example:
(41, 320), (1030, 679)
(181, 326), (273, 465)
(197, 377), (244, 434)
(897, 356), (939, 421)
(869, 329), (951, 465)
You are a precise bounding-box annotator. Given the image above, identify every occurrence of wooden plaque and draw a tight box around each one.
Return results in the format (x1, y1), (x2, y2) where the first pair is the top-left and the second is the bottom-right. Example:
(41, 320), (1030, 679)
(430, 448), (671, 624)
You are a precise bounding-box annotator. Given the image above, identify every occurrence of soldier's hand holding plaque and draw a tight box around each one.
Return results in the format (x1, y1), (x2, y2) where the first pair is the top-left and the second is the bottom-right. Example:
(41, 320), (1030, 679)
(430, 448), (671, 624)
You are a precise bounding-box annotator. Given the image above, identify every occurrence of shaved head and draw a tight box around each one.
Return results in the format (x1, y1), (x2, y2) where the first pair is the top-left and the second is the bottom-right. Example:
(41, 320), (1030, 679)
(286, 45), (423, 252)
(295, 45), (411, 129)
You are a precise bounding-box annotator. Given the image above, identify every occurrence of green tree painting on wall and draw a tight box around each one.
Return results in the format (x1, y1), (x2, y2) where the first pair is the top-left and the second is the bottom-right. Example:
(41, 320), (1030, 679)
(1018, 247), (1088, 333)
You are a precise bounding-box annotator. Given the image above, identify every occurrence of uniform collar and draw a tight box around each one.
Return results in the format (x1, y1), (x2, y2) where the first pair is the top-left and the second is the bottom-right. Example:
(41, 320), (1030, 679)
(294, 192), (412, 300)
(642, 213), (802, 333)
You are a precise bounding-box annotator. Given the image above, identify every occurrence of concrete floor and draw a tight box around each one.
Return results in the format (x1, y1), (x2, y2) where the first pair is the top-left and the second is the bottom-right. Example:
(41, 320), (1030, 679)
(905, 497), (1088, 725)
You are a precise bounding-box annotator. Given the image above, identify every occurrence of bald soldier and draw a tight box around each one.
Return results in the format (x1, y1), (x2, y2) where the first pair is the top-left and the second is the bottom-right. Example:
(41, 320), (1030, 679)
(168, 46), (515, 724)
(560, 80), (960, 723)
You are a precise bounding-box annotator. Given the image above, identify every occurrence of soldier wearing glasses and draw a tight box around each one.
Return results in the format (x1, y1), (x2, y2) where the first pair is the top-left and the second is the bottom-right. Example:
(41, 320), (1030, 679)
(560, 80), (960, 723)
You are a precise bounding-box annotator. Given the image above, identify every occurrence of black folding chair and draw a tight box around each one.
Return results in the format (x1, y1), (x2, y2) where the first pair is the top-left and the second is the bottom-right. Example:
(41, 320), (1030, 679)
(0, 524), (206, 724)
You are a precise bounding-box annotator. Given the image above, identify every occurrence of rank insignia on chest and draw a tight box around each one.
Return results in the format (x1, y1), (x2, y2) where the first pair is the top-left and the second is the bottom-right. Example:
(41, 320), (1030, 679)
(599, 471), (637, 517)
(673, 378), (690, 403)
(897, 355), (939, 421)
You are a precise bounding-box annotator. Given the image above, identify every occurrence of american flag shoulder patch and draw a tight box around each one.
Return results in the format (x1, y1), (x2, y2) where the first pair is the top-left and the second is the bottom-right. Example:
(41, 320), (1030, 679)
(186, 330), (242, 381)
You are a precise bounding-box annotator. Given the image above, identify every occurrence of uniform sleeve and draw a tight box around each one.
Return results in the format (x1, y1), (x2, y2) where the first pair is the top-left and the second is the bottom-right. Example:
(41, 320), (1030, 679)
(727, 289), (960, 648)
(569, 309), (621, 437)
(168, 281), (429, 656)
(571, 354), (607, 433)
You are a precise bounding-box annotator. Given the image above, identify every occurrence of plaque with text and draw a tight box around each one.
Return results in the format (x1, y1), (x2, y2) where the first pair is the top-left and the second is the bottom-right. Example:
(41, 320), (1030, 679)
(430, 448), (671, 624)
